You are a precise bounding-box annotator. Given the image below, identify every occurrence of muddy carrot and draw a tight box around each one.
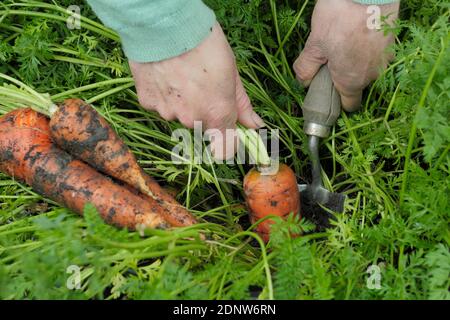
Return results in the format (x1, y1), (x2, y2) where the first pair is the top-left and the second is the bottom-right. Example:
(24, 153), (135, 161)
(0, 108), (169, 230)
(48, 99), (197, 227)
(244, 164), (301, 242)
(238, 126), (301, 242)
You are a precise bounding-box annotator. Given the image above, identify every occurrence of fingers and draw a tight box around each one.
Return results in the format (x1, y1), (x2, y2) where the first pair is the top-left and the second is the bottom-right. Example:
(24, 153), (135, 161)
(329, 70), (364, 112)
(129, 25), (263, 162)
(203, 108), (237, 161)
(130, 60), (179, 121)
(294, 39), (363, 112)
(206, 127), (237, 162)
(293, 37), (327, 87)
(136, 95), (177, 121)
(235, 74), (265, 129)
(204, 72), (266, 161)
(339, 90), (363, 112)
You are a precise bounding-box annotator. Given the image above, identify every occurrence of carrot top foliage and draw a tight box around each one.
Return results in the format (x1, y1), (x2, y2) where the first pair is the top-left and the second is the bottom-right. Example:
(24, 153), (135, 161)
(0, 0), (449, 299)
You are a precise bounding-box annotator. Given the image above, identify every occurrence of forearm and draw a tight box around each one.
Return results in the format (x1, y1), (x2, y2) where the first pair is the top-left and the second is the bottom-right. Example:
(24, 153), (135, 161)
(86, 0), (216, 62)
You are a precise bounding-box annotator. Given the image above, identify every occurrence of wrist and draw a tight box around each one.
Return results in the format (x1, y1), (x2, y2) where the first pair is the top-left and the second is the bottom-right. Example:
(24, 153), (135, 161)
(87, 0), (216, 63)
(120, 1), (216, 62)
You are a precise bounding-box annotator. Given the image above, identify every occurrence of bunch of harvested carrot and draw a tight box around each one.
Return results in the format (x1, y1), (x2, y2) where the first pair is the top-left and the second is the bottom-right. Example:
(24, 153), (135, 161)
(238, 126), (301, 242)
(0, 73), (197, 230)
(48, 98), (197, 227)
(0, 108), (168, 230)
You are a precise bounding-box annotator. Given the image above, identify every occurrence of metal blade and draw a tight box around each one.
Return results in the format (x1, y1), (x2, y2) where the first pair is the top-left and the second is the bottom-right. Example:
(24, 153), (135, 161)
(298, 184), (346, 230)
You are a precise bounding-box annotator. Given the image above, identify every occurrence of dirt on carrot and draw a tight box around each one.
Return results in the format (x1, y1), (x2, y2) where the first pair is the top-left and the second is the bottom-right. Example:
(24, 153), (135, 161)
(0, 108), (169, 230)
(49, 98), (197, 227)
(243, 164), (301, 242)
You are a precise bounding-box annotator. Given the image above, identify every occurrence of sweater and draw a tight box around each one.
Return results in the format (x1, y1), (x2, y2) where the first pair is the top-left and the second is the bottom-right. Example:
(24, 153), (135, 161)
(86, 0), (399, 63)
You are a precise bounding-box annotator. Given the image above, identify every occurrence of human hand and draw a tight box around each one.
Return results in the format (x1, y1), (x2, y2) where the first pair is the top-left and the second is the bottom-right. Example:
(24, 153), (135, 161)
(293, 0), (400, 111)
(129, 22), (264, 160)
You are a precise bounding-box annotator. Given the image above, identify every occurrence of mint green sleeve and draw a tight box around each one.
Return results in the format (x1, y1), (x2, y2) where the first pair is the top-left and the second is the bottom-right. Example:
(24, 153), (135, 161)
(353, 0), (399, 4)
(86, 0), (216, 62)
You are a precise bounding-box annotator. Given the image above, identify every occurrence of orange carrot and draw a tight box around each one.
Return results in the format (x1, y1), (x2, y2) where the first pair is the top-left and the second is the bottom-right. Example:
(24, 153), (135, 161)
(243, 164), (301, 242)
(48, 99), (197, 227)
(0, 108), (168, 230)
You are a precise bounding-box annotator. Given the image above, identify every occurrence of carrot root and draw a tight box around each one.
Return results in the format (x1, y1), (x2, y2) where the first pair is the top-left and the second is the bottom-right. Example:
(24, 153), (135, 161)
(49, 98), (198, 227)
(0, 108), (169, 230)
(243, 164), (301, 242)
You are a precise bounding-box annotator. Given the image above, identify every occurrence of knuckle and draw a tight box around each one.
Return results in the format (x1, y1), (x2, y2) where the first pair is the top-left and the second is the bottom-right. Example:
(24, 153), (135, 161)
(205, 107), (236, 130)
(330, 68), (366, 95)
(138, 98), (158, 111)
(292, 57), (304, 76)
(156, 106), (176, 121)
(236, 88), (251, 111)
(293, 40), (327, 80)
(162, 114), (176, 121)
(177, 112), (195, 128)
(136, 89), (160, 111)
(293, 58), (313, 82)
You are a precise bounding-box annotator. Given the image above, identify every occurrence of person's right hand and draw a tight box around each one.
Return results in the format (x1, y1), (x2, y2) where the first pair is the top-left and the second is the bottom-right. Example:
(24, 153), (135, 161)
(293, 0), (400, 111)
(129, 22), (264, 160)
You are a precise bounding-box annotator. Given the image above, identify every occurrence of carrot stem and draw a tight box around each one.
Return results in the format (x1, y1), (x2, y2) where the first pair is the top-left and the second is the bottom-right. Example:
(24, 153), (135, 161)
(237, 124), (271, 167)
(0, 72), (54, 116)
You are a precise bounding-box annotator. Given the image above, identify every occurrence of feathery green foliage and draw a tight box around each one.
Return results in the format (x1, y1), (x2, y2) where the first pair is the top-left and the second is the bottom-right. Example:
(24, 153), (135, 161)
(0, 0), (448, 299)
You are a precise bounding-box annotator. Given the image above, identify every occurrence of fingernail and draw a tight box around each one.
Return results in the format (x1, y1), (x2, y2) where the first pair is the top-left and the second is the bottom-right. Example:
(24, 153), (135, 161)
(251, 112), (266, 128)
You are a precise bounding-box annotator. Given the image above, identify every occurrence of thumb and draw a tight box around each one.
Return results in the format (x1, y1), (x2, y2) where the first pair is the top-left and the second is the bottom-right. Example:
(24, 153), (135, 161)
(235, 74), (265, 129)
(293, 37), (327, 87)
